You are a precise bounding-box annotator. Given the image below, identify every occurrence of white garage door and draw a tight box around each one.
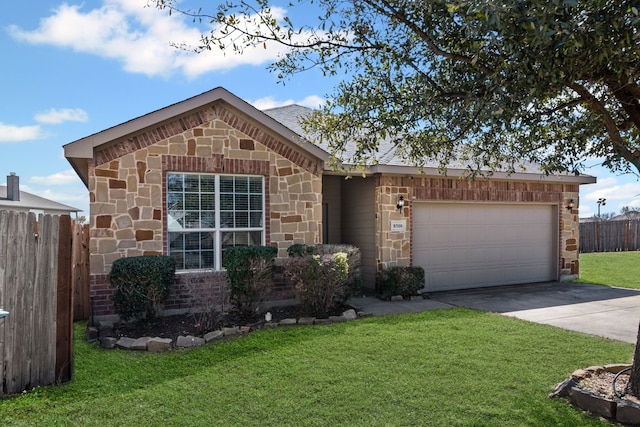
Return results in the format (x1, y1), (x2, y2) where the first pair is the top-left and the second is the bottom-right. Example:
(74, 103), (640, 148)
(413, 203), (557, 292)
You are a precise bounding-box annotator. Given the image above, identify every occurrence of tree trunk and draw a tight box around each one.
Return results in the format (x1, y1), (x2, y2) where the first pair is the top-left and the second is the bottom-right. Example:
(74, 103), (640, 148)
(627, 321), (640, 397)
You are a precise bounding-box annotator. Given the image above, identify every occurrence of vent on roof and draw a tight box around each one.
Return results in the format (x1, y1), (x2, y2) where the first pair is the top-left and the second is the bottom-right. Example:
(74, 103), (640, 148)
(6, 172), (19, 201)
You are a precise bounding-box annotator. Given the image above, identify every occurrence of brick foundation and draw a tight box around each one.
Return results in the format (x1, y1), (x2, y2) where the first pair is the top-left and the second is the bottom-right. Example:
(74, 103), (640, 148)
(89, 268), (296, 320)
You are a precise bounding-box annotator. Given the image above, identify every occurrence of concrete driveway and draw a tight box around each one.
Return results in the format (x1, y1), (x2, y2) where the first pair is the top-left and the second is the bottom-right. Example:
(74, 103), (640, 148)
(430, 282), (640, 343)
(350, 282), (640, 343)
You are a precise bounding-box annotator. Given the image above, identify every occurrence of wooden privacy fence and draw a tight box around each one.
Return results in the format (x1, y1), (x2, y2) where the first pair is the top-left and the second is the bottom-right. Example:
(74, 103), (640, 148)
(0, 211), (82, 397)
(580, 219), (640, 253)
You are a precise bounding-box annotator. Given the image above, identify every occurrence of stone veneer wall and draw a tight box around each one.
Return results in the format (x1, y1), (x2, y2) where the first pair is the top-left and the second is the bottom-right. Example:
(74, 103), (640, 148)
(88, 102), (322, 317)
(376, 175), (581, 279)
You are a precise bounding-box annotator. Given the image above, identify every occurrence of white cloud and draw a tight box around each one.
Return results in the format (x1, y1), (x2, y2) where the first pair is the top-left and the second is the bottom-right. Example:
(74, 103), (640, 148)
(8, 0), (300, 79)
(579, 164), (640, 216)
(251, 95), (325, 110)
(29, 169), (82, 186)
(0, 122), (46, 142)
(34, 108), (89, 124)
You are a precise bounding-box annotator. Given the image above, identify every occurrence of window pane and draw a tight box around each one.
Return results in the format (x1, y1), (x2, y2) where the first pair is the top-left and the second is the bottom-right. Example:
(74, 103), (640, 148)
(235, 212), (249, 228)
(221, 231), (235, 249)
(184, 174), (200, 192)
(235, 177), (248, 193)
(250, 212), (262, 227)
(220, 176), (234, 193)
(249, 231), (262, 246)
(201, 194), (215, 210)
(236, 232), (249, 246)
(220, 211), (233, 228)
(200, 232), (215, 250)
(167, 174), (183, 192)
(201, 211), (215, 228)
(249, 194), (262, 210)
(249, 177), (262, 193)
(184, 211), (200, 228)
(167, 173), (184, 192)
(170, 252), (184, 270)
(167, 193), (184, 210)
(184, 194), (200, 211)
(201, 250), (214, 268)
(200, 176), (215, 193)
(184, 232), (201, 250)
(169, 232), (184, 250)
(235, 194), (249, 210)
(185, 251), (202, 269)
(220, 193), (234, 210)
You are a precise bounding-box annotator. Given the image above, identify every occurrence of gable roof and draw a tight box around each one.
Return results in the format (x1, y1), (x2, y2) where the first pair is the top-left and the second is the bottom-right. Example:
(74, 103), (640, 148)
(65, 86), (595, 186)
(0, 185), (80, 213)
(64, 87), (329, 187)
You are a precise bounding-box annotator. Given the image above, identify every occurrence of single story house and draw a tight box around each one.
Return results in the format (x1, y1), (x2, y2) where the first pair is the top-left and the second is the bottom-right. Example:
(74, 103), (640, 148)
(1, 172), (81, 216)
(64, 87), (595, 318)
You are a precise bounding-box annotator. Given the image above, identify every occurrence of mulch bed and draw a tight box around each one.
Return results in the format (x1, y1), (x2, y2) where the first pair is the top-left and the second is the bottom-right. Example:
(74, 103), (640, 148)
(114, 302), (353, 343)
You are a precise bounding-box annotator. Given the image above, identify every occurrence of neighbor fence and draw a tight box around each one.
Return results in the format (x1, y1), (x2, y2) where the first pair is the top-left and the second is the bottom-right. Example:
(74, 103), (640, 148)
(0, 211), (87, 397)
(580, 219), (640, 253)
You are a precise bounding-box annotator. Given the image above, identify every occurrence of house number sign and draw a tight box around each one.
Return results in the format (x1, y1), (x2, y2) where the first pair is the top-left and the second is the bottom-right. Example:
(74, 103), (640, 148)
(391, 220), (406, 232)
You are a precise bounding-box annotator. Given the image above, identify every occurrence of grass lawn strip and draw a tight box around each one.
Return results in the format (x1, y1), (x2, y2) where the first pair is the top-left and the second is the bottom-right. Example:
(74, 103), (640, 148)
(0, 308), (632, 426)
(576, 252), (640, 289)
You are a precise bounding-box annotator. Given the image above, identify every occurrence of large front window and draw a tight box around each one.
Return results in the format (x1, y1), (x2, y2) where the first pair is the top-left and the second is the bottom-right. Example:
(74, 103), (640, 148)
(167, 173), (264, 270)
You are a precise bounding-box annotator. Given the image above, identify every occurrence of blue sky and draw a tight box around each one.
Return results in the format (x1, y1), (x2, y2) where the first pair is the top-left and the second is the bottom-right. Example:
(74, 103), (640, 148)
(1, 0), (639, 218)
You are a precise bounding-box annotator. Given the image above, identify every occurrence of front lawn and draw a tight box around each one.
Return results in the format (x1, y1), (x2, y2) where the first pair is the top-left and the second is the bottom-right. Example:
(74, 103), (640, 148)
(577, 251), (640, 289)
(0, 309), (632, 426)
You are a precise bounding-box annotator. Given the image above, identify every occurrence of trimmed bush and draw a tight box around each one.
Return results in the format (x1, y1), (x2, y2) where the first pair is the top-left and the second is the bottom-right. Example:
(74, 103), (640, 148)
(377, 266), (425, 299)
(223, 246), (277, 318)
(287, 244), (361, 300)
(109, 255), (176, 321)
(284, 252), (350, 318)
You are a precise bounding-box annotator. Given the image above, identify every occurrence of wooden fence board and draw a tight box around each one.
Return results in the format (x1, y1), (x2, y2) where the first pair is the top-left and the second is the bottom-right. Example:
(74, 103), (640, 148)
(0, 211), (75, 396)
(56, 216), (73, 384)
(33, 213), (56, 387)
(72, 223), (90, 321)
(0, 211), (8, 397)
(580, 219), (640, 253)
(5, 212), (25, 393)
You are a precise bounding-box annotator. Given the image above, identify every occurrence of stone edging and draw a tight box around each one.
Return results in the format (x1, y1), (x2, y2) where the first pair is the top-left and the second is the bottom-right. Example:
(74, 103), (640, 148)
(86, 308), (367, 352)
(550, 364), (640, 425)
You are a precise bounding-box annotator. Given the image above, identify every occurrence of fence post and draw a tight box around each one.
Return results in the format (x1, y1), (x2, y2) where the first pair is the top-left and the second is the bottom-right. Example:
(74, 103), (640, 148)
(56, 216), (74, 384)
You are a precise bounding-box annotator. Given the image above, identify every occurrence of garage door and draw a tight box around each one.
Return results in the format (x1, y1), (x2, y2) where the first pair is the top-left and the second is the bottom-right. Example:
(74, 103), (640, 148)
(413, 203), (556, 292)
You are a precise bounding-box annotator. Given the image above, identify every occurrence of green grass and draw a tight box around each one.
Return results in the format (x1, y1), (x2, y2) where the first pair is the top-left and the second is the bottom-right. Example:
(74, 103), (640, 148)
(577, 251), (640, 289)
(0, 310), (633, 426)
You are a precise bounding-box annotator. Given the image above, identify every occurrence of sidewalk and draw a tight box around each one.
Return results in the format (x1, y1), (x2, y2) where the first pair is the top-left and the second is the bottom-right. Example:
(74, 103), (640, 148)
(349, 282), (640, 344)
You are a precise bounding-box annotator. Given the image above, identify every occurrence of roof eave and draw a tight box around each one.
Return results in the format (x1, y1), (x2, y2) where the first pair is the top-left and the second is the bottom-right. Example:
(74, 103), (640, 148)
(325, 163), (597, 184)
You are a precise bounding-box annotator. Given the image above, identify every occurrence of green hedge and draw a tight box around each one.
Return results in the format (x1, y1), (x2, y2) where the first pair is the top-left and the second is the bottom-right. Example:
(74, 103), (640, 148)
(223, 246), (277, 318)
(287, 244), (361, 300)
(109, 255), (176, 321)
(376, 266), (425, 299)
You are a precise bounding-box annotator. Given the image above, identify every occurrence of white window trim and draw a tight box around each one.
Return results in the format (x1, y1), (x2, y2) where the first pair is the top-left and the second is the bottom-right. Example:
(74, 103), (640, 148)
(167, 172), (265, 271)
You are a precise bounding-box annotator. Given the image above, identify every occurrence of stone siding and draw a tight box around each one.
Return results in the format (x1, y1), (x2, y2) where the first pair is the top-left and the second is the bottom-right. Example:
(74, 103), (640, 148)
(376, 175), (581, 279)
(88, 101), (321, 317)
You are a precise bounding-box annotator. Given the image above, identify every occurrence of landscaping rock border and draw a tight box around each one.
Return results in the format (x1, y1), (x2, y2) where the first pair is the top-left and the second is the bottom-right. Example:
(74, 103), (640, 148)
(91, 308), (370, 353)
(550, 364), (640, 425)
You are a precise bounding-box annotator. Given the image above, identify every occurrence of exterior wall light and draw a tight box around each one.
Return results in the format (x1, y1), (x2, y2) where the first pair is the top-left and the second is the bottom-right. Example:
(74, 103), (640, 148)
(566, 199), (575, 210)
(0, 309), (8, 319)
(397, 195), (405, 210)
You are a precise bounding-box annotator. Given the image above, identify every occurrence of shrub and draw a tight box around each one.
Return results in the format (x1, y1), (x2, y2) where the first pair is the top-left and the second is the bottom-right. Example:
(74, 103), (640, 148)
(109, 255), (176, 321)
(223, 246), (277, 318)
(377, 266), (425, 299)
(284, 252), (350, 318)
(287, 243), (361, 300)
